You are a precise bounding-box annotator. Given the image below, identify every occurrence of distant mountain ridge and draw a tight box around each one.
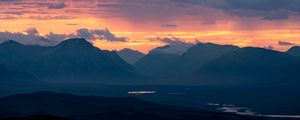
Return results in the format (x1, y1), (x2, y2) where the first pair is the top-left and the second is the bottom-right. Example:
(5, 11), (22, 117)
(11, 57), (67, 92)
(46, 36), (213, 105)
(287, 46), (300, 56)
(133, 42), (300, 85)
(158, 43), (239, 78)
(149, 43), (193, 55)
(195, 47), (299, 85)
(117, 48), (145, 65)
(0, 38), (138, 81)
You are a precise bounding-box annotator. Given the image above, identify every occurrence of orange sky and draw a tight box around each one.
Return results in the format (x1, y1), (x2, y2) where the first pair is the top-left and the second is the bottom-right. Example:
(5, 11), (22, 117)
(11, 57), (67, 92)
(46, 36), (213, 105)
(0, 0), (300, 53)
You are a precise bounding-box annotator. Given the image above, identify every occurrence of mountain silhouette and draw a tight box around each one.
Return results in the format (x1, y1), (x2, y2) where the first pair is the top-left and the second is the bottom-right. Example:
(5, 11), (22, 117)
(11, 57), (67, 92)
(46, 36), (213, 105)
(149, 43), (193, 55)
(287, 46), (300, 56)
(0, 38), (138, 81)
(0, 91), (265, 120)
(0, 40), (52, 69)
(117, 48), (145, 65)
(196, 47), (298, 84)
(134, 45), (180, 76)
(158, 43), (239, 79)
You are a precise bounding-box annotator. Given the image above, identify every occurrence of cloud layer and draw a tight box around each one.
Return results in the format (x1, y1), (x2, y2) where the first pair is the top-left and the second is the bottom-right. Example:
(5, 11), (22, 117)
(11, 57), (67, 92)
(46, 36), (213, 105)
(0, 28), (127, 46)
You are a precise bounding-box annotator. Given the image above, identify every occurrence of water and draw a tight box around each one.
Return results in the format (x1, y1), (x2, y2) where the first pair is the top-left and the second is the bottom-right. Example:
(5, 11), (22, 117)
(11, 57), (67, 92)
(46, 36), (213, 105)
(1, 84), (300, 117)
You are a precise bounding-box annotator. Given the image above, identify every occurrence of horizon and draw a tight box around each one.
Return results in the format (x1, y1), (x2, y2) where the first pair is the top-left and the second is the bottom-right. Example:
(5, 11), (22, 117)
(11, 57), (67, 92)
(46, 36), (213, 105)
(0, 37), (298, 54)
(1, 0), (300, 53)
(1, 1), (300, 119)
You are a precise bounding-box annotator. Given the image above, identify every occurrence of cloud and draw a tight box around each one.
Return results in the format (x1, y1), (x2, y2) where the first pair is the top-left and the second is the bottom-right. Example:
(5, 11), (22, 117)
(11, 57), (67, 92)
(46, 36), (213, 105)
(45, 32), (73, 42)
(28, 15), (75, 20)
(153, 35), (192, 46)
(48, 3), (67, 9)
(25, 28), (39, 36)
(65, 23), (79, 26)
(0, 28), (53, 46)
(278, 41), (295, 46)
(150, 36), (194, 55)
(76, 28), (127, 42)
(76, 29), (93, 39)
(173, 0), (300, 20)
(161, 24), (178, 28)
(0, 28), (127, 46)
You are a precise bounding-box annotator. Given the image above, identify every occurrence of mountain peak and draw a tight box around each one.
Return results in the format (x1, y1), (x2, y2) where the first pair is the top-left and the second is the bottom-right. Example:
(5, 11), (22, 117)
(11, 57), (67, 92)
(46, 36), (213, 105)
(56, 38), (99, 50)
(118, 48), (145, 64)
(120, 48), (142, 53)
(59, 38), (90, 45)
(287, 46), (300, 56)
(289, 46), (300, 49)
(0, 40), (24, 47)
(149, 43), (193, 55)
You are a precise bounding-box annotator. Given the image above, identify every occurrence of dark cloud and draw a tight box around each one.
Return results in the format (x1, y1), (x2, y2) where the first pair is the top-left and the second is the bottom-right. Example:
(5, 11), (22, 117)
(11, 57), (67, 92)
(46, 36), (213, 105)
(0, 11), (23, 15)
(0, 0), (20, 2)
(278, 41), (295, 46)
(0, 15), (18, 20)
(28, 15), (75, 20)
(48, 3), (67, 9)
(161, 24), (178, 28)
(65, 23), (79, 26)
(173, 0), (300, 20)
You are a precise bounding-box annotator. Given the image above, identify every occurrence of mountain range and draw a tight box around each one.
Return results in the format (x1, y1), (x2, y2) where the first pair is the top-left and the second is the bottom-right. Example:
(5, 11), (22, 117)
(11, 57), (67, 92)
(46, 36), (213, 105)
(158, 43), (239, 78)
(0, 38), (137, 82)
(195, 47), (299, 85)
(1, 38), (299, 85)
(133, 43), (300, 85)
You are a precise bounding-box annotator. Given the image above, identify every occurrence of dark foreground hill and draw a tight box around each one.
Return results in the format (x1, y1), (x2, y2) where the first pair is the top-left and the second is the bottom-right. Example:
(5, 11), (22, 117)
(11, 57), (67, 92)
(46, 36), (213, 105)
(0, 91), (268, 120)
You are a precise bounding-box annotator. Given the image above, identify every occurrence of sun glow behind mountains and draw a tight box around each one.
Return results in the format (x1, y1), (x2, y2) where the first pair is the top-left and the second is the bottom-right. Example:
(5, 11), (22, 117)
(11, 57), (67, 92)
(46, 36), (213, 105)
(1, 0), (300, 53)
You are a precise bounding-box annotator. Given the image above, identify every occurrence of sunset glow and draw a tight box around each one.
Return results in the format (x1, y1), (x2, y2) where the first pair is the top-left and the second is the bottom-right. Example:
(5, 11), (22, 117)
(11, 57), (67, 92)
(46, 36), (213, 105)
(1, 0), (300, 53)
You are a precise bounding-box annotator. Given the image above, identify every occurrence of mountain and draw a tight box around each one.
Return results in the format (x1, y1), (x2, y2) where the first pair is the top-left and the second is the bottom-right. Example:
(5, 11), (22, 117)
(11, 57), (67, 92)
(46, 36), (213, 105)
(0, 40), (52, 69)
(274, 59), (300, 83)
(134, 45), (181, 76)
(195, 47), (298, 85)
(158, 43), (239, 79)
(22, 38), (137, 80)
(0, 38), (138, 81)
(287, 46), (300, 56)
(117, 48), (145, 65)
(149, 43), (193, 55)
(0, 91), (265, 120)
(0, 64), (38, 85)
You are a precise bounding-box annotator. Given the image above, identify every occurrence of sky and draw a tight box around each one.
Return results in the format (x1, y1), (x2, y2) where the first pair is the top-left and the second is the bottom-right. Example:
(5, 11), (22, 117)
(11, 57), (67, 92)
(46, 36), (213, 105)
(0, 0), (300, 53)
